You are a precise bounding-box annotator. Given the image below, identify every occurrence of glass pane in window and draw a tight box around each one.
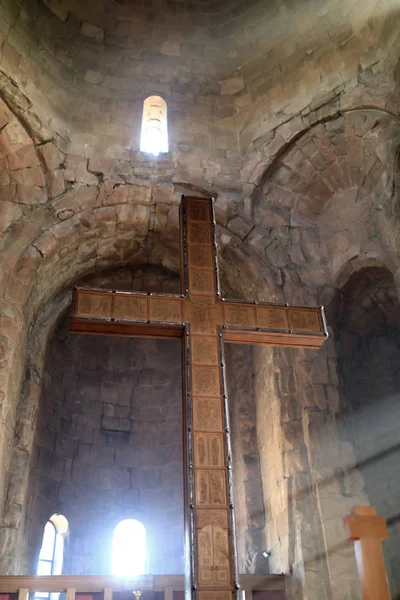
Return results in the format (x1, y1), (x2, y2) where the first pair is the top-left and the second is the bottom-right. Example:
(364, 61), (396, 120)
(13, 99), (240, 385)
(143, 126), (162, 156)
(140, 96), (168, 155)
(37, 560), (52, 576)
(39, 522), (56, 561)
(112, 519), (146, 577)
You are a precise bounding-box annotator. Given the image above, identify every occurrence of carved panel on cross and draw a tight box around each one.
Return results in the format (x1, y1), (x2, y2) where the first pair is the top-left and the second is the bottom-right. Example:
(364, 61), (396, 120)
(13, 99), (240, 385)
(191, 336), (219, 366)
(149, 298), (182, 323)
(188, 222), (212, 245)
(76, 291), (112, 318)
(289, 308), (322, 332)
(187, 200), (211, 222)
(189, 268), (215, 295)
(185, 296), (220, 334)
(196, 509), (231, 586)
(195, 470), (227, 506)
(192, 397), (223, 431)
(223, 304), (256, 328)
(256, 306), (288, 330)
(114, 295), (147, 321)
(188, 244), (214, 268)
(193, 433), (224, 467)
(192, 366), (220, 397)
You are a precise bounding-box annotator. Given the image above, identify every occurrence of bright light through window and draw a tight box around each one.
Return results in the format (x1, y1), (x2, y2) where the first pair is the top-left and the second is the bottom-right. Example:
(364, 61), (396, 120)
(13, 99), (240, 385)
(112, 519), (146, 577)
(140, 96), (168, 156)
(37, 522), (56, 576)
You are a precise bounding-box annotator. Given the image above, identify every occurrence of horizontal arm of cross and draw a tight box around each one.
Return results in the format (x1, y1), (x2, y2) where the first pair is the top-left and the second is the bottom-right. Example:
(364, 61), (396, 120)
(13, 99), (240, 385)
(70, 288), (327, 349)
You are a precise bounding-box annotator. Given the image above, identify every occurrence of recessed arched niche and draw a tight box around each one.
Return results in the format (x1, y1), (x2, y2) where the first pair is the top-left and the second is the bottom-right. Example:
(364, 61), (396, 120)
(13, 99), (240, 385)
(335, 266), (400, 598)
(27, 265), (184, 577)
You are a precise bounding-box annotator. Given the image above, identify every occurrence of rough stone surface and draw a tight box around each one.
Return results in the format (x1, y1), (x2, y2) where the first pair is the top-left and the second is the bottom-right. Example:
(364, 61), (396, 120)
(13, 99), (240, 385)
(0, 2), (400, 599)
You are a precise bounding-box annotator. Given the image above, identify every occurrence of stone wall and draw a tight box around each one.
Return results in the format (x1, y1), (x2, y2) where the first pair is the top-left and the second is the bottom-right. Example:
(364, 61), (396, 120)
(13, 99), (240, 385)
(2, 0), (400, 176)
(227, 344), (268, 575)
(335, 267), (400, 598)
(0, 22), (400, 598)
(25, 266), (184, 576)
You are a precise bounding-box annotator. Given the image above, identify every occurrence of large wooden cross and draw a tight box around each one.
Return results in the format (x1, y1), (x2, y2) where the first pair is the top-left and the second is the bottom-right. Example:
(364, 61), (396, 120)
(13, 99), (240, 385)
(70, 196), (328, 600)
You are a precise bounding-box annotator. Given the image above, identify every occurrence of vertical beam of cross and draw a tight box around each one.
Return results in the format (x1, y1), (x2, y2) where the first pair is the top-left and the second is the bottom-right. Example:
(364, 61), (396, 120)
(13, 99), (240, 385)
(182, 199), (237, 600)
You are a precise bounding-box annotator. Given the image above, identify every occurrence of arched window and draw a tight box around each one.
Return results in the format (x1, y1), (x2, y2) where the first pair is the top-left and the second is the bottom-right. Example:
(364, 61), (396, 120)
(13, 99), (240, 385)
(37, 521), (56, 576)
(37, 514), (69, 577)
(112, 519), (146, 577)
(140, 96), (168, 156)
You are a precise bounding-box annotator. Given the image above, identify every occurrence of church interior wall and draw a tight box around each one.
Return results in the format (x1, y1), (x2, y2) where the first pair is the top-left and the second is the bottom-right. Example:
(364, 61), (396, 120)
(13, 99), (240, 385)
(7, 266), (185, 576)
(335, 266), (400, 598)
(1, 2), (400, 596)
(29, 327), (184, 577)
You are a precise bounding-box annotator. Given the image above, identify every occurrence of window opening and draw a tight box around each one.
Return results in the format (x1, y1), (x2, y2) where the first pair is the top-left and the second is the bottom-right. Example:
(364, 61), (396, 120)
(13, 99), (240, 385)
(112, 519), (146, 577)
(36, 515), (69, 600)
(140, 96), (168, 156)
(37, 522), (56, 576)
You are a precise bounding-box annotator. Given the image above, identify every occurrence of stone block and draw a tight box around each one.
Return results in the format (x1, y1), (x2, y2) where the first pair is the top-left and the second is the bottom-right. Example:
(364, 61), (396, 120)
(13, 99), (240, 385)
(101, 416), (131, 433)
(3, 119), (31, 148)
(84, 69), (103, 84)
(0, 100), (14, 129)
(42, 0), (69, 21)
(37, 142), (64, 171)
(219, 76), (245, 96)
(46, 169), (65, 198)
(16, 184), (47, 204)
(81, 22), (105, 42)
(11, 167), (45, 187)
(227, 215), (252, 239)
(8, 145), (39, 170)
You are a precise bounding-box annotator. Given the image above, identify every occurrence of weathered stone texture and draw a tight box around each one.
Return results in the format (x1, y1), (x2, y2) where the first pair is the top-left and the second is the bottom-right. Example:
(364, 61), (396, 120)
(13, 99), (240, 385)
(0, 1), (400, 598)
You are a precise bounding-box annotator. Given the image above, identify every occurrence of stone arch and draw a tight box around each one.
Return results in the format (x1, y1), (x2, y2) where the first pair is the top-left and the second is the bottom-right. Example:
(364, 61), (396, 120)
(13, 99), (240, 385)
(0, 259), (182, 574)
(252, 109), (400, 221)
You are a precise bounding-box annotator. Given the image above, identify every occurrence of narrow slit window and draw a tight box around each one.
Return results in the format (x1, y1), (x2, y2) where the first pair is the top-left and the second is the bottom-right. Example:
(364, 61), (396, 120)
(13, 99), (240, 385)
(36, 514), (69, 599)
(112, 519), (146, 577)
(37, 521), (56, 577)
(140, 96), (168, 156)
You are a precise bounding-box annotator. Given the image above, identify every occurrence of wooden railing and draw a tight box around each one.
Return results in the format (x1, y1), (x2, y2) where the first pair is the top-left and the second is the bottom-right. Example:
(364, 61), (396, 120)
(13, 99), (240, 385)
(0, 574), (285, 600)
(344, 506), (390, 600)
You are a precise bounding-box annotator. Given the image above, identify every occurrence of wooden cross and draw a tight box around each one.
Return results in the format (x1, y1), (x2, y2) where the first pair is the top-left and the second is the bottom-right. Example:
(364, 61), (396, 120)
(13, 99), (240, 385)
(344, 506), (390, 600)
(70, 196), (328, 600)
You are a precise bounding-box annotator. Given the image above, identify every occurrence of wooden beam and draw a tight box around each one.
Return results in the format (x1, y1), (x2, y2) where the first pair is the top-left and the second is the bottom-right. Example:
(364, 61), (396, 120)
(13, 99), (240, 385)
(0, 577), (153, 593)
(223, 328), (327, 349)
(70, 319), (184, 340)
(0, 575), (285, 594)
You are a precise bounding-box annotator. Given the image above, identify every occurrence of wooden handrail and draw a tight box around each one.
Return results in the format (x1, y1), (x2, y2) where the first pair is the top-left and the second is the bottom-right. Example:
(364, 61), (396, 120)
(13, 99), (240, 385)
(0, 574), (285, 594)
(344, 506), (390, 600)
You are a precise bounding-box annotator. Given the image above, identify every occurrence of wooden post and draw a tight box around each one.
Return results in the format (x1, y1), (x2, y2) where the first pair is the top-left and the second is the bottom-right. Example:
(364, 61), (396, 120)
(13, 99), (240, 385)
(66, 588), (76, 600)
(164, 587), (173, 600)
(18, 589), (28, 600)
(104, 588), (113, 600)
(344, 506), (390, 600)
